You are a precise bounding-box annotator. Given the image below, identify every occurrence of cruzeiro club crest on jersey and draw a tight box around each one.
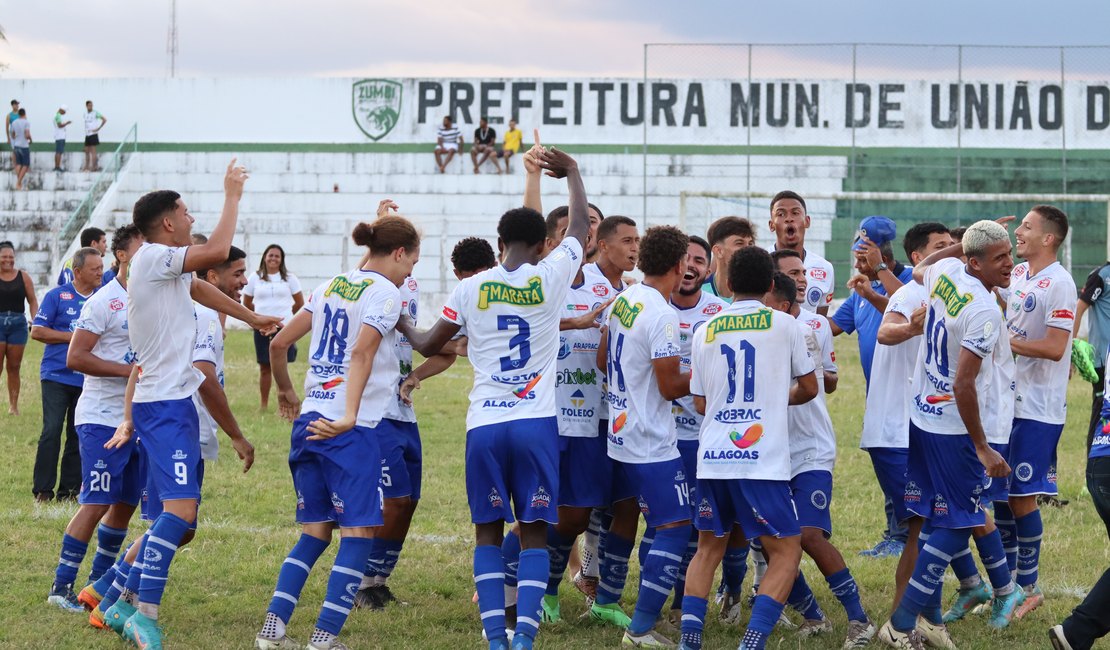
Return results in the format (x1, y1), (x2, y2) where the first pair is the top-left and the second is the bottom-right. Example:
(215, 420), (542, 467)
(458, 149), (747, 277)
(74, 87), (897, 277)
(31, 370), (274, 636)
(353, 79), (402, 141)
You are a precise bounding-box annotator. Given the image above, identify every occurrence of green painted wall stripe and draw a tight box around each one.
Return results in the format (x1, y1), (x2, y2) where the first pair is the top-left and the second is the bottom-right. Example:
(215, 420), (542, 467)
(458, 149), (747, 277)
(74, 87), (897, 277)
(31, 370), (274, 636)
(17, 141), (1110, 158)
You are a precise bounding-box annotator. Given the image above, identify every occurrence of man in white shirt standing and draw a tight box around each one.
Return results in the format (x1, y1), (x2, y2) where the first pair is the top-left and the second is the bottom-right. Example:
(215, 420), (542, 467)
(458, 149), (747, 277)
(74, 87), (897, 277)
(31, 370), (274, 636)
(595, 225), (693, 647)
(53, 104), (71, 172)
(768, 190), (834, 315)
(103, 160), (280, 649)
(999, 205), (1077, 618)
(82, 100), (106, 172)
(680, 246), (818, 650)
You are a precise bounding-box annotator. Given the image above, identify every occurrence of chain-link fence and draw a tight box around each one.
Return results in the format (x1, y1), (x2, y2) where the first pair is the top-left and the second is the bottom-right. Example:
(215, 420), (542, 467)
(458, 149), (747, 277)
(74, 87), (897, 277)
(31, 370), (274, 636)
(643, 44), (1110, 295)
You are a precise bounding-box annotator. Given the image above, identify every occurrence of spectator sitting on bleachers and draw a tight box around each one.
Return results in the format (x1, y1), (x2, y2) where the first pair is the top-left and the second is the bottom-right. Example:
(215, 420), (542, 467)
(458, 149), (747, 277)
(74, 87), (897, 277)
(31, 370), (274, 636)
(497, 119), (523, 173)
(434, 115), (463, 174)
(470, 116), (497, 174)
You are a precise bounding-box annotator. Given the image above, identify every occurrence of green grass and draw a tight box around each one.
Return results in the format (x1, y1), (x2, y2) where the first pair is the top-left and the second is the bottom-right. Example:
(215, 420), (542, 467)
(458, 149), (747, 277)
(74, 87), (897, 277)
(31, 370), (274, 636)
(2, 331), (1106, 649)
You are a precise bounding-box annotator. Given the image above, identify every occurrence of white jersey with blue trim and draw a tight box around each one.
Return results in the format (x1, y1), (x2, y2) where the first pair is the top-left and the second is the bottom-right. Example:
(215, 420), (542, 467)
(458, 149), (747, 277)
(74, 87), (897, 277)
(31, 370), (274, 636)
(191, 303), (224, 460)
(788, 311), (838, 476)
(910, 257), (1002, 435)
(603, 282), (683, 464)
(73, 278), (133, 427)
(671, 291), (728, 441)
(383, 276), (419, 423)
(989, 331), (1016, 445)
(1002, 260), (1076, 425)
(691, 299), (814, 480)
(440, 238), (582, 430)
(860, 281), (927, 449)
(556, 277), (610, 438)
(127, 242), (202, 403)
(300, 269), (402, 429)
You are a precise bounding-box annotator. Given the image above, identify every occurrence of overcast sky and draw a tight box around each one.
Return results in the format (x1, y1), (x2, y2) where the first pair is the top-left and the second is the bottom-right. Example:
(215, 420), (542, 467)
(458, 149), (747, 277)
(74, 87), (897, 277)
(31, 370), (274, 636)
(1, 1), (1108, 79)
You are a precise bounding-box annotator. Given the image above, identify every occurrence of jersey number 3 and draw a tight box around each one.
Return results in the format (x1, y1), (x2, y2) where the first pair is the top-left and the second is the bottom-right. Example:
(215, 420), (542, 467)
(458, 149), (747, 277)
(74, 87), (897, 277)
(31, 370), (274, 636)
(497, 315), (531, 371)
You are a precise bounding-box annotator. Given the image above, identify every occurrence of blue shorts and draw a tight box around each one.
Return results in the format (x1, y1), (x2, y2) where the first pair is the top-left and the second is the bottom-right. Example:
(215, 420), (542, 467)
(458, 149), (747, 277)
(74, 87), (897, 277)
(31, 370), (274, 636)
(905, 423), (987, 529)
(982, 442), (1011, 503)
(14, 147), (29, 166)
(677, 438), (700, 504)
(55, 139), (65, 154)
(696, 478), (800, 539)
(868, 447), (913, 525)
(289, 411), (384, 528)
(1008, 418), (1063, 497)
(77, 423), (142, 506)
(134, 398), (201, 503)
(378, 418), (422, 500)
(0, 312), (28, 345)
(466, 416), (559, 525)
(141, 459), (204, 525)
(613, 457), (692, 528)
(558, 432), (613, 509)
(791, 470), (833, 536)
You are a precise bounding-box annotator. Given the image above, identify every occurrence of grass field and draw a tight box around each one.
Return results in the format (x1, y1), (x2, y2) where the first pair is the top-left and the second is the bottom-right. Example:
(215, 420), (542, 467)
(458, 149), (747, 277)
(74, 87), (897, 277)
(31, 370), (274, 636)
(3, 330), (1107, 649)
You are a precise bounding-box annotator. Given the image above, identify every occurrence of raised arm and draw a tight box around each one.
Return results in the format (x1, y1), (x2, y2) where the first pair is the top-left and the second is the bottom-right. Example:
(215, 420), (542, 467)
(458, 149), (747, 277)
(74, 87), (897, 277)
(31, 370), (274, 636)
(181, 159), (248, 273)
(522, 130), (543, 213)
(536, 147), (587, 250)
(913, 242), (963, 284)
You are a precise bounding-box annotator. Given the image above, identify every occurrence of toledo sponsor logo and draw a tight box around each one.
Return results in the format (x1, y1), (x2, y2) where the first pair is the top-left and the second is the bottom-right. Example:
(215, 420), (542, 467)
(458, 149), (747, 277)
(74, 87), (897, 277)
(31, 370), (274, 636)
(563, 389), (595, 419)
(703, 309), (772, 342)
(930, 274), (972, 317)
(611, 296), (643, 328)
(324, 275), (373, 301)
(477, 276), (544, 309)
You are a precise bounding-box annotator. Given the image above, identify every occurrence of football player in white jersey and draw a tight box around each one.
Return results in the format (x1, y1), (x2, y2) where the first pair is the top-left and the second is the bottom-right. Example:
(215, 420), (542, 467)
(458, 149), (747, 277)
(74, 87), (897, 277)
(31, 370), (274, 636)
(701, 217), (756, 303)
(860, 223), (953, 608)
(400, 147), (589, 650)
(255, 216), (419, 650)
(999, 205), (1076, 617)
(48, 225), (142, 620)
(192, 245), (255, 471)
(768, 190), (834, 315)
(878, 220), (1021, 649)
(680, 246), (818, 650)
(767, 251), (877, 647)
(102, 162), (282, 648)
(665, 235), (728, 623)
(594, 225), (692, 646)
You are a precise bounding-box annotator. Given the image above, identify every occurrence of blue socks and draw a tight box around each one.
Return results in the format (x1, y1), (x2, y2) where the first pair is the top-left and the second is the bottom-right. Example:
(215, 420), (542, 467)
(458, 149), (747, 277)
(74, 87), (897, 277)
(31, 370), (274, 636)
(267, 534), (330, 624)
(515, 548), (549, 641)
(474, 545), (507, 642)
(744, 594), (785, 650)
(827, 567), (867, 622)
(949, 545), (980, 583)
(545, 529), (576, 597)
(680, 595), (708, 650)
(994, 501), (1018, 575)
(787, 571), (825, 620)
(54, 534), (89, 587)
(671, 529), (697, 609)
(638, 527), (655, 570)
(138, 513), (191, 607)
(123, 536), (147, 599)
(91, 540), (133, 601)
(98, 558), (132, 612)
(895, 526), (970, 631)
(364, 537), (404, 586)
(1015, 510), (1043, 588)
(722, 544), (750, 595)
(974, 529), (1014, 594)
(315, 536), (372, 636)
(596, 533), (634, 606)
(90, 523), (128, 583)
(501, 530), (521, 604)
(629, 525), (686, 634)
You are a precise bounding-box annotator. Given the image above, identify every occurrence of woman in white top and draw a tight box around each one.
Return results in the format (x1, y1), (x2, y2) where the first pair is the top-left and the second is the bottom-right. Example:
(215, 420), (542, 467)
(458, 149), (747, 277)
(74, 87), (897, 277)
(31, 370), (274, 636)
(243, 244), (305, 409)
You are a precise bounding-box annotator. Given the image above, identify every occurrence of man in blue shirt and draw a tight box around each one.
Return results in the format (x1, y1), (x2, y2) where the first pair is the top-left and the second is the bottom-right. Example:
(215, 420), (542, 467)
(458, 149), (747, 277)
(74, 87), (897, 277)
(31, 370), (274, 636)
(58, 227), (108, 286)
(829, 217), (914, 558)
(31, 247), (103, 502)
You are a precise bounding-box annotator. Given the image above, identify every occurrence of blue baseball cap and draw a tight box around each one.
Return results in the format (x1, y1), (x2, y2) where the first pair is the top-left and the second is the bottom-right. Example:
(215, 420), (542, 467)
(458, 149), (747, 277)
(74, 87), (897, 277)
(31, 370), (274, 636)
(852, 216), (897, 251)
